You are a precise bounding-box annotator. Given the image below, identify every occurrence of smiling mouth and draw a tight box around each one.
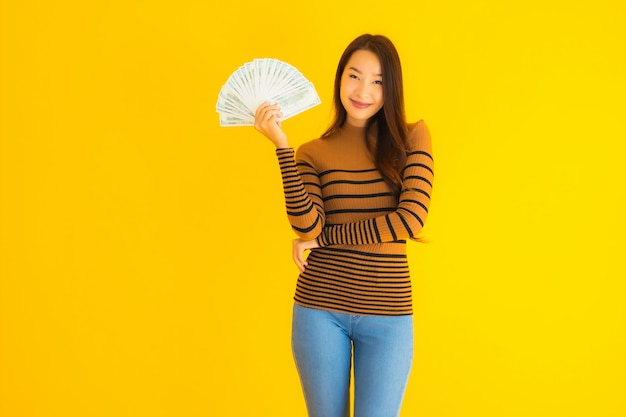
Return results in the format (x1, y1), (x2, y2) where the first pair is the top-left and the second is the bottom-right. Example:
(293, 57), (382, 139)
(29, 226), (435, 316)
(351, 99), (371, 109)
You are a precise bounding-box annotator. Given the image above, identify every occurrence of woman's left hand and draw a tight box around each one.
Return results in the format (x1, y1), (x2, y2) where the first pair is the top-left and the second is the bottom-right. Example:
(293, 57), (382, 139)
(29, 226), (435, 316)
(292, 238), (320, 273)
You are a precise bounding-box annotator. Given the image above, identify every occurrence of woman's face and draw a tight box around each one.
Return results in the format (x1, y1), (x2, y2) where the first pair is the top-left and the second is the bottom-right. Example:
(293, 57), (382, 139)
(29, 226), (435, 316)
(340, 49), (384, 127)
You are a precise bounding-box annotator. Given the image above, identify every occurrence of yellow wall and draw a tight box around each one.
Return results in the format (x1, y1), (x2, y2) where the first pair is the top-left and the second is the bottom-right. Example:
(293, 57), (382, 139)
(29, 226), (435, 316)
(1, 1), (624, 416)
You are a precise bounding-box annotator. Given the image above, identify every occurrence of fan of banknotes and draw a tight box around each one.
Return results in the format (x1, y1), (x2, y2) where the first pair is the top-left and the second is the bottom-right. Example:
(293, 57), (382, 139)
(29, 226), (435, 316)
(216, 58), (321, 127)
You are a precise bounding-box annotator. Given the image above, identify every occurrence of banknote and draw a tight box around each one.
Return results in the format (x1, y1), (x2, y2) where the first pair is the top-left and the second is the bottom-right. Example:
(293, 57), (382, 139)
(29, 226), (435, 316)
(216, 58), (321, 127)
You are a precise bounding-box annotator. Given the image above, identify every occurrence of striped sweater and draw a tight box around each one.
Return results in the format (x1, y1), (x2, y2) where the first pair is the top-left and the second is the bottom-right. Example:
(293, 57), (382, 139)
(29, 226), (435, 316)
(276, 120), (434, 316)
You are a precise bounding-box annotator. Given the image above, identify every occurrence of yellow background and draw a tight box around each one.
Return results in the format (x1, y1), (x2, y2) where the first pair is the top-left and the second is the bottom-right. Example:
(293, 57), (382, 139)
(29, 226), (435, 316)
(1, 1), (624, 416)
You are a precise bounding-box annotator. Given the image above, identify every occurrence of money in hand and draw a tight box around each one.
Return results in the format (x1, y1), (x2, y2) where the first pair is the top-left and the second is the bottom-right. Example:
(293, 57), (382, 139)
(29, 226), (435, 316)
(216, 58), (321, 127)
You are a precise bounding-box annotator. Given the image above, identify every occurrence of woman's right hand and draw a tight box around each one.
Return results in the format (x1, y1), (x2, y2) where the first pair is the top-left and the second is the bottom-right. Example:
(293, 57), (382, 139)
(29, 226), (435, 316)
(254, 102), (288, 148)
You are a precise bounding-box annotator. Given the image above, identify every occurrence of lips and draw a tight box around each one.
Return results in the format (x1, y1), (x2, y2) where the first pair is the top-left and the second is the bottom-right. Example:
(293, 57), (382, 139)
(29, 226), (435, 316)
(350, 99), (371, 109)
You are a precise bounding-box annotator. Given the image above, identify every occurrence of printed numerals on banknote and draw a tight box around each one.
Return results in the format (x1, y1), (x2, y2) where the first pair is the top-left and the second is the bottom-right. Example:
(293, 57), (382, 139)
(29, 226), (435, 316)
(216, 58), (321, 127)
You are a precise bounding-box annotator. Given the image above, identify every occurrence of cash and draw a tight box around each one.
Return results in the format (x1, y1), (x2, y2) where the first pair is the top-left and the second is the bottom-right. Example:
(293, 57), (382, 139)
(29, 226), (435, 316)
(216, 58), (321, 127)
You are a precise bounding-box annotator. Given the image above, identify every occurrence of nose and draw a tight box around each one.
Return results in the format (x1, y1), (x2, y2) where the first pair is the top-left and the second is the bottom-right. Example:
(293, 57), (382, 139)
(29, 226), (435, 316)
(355, 82), (371, 99)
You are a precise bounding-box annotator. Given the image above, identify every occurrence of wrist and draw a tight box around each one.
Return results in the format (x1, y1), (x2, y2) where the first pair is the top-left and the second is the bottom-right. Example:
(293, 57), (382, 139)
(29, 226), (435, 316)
(274, 139), (289, 149)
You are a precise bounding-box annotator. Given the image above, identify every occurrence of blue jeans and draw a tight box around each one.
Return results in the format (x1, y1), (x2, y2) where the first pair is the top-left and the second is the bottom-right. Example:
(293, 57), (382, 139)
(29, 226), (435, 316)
(291, 303), (414, 417)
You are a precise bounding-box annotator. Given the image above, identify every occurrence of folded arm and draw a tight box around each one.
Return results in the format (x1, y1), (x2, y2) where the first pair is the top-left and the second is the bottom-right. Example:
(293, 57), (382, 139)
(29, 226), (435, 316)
(316, 120), (434, 246)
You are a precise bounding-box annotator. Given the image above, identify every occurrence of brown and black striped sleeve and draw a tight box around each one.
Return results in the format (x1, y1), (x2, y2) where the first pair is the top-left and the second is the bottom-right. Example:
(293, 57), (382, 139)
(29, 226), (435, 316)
(316, 120), (434, 246)
(275, 147), (325, 239)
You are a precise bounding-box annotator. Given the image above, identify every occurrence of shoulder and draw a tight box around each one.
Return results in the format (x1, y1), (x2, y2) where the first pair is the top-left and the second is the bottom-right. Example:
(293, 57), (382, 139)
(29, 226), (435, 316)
(406, 119), (432, 153)
(296, 136), (325, 155)
(407, 119), (430, 140)
(295, 137), (326, 165)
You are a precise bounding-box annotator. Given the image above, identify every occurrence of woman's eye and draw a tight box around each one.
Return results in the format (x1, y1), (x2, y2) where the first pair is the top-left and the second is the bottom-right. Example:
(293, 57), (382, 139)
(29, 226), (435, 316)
(374, 80), (383, 85)
(349, 74), (359, 80)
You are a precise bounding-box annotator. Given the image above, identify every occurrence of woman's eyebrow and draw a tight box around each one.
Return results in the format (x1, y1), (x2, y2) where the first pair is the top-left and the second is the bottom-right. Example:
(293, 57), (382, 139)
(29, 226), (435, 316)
(348, 66), (382, 77)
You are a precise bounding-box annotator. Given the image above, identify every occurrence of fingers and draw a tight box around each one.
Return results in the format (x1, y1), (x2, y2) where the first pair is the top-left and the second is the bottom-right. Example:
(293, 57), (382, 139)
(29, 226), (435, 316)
(295, 261), (305, 273)
(254, 102), (285, 141)
(295, 256), (308, 273)
(254, 101), (289, 148)
(292, 239), (309, 273)
(293, 249), (306, 273)
(255, 102), (283, 123)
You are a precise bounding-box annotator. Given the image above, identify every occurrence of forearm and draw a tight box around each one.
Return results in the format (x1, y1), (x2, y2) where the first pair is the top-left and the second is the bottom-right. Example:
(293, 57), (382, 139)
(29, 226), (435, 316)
(317, 146), (434, 247)
(316, 203), (428, 246)
(276, 148), (324, 239)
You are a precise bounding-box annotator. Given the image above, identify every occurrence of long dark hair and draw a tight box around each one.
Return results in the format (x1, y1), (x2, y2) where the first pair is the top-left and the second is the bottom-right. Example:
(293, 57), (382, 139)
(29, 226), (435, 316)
(322, 34), (409, 196)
